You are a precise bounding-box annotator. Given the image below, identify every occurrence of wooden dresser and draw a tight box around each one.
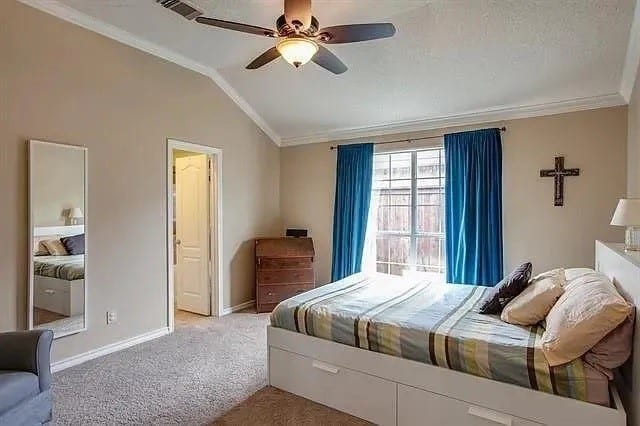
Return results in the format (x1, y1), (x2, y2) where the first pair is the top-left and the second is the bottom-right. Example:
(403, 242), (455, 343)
(255, 237), (315, 313)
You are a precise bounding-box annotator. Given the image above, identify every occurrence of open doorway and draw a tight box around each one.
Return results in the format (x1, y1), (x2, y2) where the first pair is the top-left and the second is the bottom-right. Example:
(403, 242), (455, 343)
(167, 139), (223, 331)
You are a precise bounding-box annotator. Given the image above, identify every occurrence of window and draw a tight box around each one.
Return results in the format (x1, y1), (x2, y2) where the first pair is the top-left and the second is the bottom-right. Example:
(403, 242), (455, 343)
(372, 148), (446, 279)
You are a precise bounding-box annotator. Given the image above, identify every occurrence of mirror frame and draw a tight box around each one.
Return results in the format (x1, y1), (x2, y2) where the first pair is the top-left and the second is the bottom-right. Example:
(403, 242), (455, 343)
(28, 139), (88, 339)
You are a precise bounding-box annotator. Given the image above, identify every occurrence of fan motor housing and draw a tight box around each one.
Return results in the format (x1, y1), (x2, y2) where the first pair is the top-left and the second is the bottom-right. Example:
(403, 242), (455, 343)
(276, 14), (319, 36)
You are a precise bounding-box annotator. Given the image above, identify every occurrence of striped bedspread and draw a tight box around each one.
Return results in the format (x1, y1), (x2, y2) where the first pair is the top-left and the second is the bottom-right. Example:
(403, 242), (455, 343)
(34, 255), (85, 281)
(270, 273), (610, 405)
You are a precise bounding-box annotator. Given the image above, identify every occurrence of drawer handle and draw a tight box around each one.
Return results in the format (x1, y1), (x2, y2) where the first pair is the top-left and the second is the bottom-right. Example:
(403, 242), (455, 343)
(267, 292), (274, 296)
(44, 289), (55, 295)
(468, 406), (513, 426)
(312, 360), (339, 374)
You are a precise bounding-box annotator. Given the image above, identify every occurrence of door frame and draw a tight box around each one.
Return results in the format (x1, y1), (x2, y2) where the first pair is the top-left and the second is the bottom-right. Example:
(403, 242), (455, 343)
(167, 139), (223, 332)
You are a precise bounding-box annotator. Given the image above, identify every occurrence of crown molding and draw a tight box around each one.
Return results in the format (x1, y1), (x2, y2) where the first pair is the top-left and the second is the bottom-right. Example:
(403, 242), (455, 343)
(279, 93), (627, 147)
(621, 0), (640, 103)
(17, 0), (281, 146)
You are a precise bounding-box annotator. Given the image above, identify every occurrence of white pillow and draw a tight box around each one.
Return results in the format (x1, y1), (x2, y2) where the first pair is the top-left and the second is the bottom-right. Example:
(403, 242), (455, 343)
(564, 267), (595, 283)
(541, 271), (631, 366)
(501, 269), (565, 326)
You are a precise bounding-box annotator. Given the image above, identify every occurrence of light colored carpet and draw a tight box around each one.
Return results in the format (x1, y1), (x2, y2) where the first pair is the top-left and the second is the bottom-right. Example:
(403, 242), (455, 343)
(51, 311), (366, 425)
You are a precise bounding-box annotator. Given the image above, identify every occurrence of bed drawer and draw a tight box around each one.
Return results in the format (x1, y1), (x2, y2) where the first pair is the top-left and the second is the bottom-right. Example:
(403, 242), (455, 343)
(269, 347), (396, 426)
(398, 384), (543, 426)
(259, 285), (313, 304)
(34, 280), (70, 315)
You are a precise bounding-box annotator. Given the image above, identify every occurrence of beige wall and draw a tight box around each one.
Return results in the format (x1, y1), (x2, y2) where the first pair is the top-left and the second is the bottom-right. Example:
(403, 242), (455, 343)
(281, 143), (337, 285)
(0, 1), (280, 361)
(281, 107), (627, 284)
(31, 142), (85, 227)
(629, 63), (640, 197)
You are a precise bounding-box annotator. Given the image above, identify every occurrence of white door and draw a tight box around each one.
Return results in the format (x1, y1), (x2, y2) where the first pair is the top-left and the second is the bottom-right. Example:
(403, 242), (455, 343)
(175, 154), (211, 315)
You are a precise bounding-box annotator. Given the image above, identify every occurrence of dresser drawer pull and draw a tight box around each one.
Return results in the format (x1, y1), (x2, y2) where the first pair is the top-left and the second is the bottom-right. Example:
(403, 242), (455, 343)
(312, 360), (339, 374)
(267, 292), (274, 296)
(468, 406), (513, 426)
(44, 289), (55, 295)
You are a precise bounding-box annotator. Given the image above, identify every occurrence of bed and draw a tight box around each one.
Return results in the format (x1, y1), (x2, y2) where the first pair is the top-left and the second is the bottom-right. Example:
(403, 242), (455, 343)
(32, 226), (85, 318)
(33, 257), (85, 317)
(34, 254), (85, 281)
(267, 241), (635, 426)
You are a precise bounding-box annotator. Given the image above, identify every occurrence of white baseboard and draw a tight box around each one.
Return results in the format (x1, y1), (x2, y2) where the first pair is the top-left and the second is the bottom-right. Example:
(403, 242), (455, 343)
(51, 327), (170, 373)
(221, 299), (256, 316)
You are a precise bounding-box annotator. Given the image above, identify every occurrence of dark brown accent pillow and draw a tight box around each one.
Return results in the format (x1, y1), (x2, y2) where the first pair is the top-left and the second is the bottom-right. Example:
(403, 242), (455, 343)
(479, 262), (532, 314)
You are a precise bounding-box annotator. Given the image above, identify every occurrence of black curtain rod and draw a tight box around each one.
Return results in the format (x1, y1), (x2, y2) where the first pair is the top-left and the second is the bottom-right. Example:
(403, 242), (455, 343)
(328, 126), (507, 151)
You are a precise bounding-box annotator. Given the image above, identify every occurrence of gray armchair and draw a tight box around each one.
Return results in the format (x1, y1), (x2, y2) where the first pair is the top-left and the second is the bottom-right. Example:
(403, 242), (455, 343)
(0, 330), (54, 426)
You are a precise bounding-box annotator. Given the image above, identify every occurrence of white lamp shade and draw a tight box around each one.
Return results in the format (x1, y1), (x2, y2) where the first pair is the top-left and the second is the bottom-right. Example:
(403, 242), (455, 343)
(611, 199), (640, 226)
(69, 207), (84, 219)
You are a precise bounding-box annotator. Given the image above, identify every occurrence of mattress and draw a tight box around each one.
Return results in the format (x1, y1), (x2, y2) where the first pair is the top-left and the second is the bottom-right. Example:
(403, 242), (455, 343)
(33, 255), (85, 281)
(270, 273), (611, 406)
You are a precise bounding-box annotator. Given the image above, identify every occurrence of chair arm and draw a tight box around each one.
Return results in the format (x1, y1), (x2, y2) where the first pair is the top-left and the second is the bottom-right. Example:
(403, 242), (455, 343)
(0, 330), (54, 392)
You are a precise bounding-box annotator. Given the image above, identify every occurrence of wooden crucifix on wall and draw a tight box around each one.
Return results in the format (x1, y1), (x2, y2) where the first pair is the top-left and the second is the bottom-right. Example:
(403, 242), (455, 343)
(539, 156), (580, 206)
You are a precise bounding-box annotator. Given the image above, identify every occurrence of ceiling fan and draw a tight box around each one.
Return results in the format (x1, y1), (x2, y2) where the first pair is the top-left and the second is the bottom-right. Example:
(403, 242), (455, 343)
(194, 0), (396, 74)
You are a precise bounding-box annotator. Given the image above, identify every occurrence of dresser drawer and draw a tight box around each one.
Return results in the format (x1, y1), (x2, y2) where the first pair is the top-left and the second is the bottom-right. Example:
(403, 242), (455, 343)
(257, 302), (278, 313)
(398, 384), (543, 426)
(259, 257), (312, 270)
(259, 285), (313, 304)
(257, 269), (314, 285)
(270, 348), (396, 426)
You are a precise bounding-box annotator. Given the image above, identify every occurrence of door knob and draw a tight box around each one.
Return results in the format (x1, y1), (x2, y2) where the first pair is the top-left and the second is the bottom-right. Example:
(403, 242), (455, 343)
(176, 239), (182, 245)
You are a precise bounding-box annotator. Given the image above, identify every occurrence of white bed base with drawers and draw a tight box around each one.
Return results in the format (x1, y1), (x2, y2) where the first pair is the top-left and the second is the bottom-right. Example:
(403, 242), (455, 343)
(33, 275), (84, 316)
(267, 241), (638, 426)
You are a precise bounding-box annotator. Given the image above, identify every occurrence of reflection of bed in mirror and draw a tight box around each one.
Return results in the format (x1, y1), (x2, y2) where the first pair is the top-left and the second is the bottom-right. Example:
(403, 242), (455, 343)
(32, 225), (85, 335)
(29, 139), (87, 339)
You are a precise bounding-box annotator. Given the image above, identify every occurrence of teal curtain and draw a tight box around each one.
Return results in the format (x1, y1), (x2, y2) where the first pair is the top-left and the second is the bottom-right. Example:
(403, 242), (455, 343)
(331, 143), (374, 281)
(445, 128), (503, 286)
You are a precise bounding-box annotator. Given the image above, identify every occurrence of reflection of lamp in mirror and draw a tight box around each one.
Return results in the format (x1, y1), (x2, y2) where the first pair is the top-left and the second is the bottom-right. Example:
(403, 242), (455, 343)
(68, 207), (84, 225)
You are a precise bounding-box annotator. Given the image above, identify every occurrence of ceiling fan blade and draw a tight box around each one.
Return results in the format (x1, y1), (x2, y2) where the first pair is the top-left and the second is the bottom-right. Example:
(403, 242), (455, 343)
(312, 45), (347, 75)
(284, 0), (312, 30)
(246, 47), (281, 69)
(195, 16), (277, 38)
(318, 23), (396, 44)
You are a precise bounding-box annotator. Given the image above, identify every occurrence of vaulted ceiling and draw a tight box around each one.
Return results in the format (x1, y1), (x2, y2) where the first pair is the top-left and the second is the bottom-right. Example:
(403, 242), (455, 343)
(20, 0), (639, 145)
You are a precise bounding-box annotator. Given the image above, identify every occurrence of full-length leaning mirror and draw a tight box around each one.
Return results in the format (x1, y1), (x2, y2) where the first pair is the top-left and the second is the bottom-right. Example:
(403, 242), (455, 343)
(29, 140), (87, 338)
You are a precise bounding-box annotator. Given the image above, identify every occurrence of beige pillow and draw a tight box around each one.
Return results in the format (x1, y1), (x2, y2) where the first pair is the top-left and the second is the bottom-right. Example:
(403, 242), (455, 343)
(541, 271), (631, 366)
(33, 240), (50, 256)
(41, 239), (68, 256)
(501, 269), (565, 325)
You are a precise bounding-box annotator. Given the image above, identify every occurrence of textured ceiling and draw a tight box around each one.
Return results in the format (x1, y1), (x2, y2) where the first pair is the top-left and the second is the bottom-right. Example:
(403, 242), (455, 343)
(51, 0), (635, 143)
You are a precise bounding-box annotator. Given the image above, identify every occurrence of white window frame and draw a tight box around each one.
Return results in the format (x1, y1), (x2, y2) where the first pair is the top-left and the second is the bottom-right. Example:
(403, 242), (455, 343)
(373, 147), (445, 276)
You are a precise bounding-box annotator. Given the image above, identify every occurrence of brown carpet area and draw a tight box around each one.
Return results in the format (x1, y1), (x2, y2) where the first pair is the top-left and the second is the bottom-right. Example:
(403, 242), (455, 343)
(213, 387), (372, 425)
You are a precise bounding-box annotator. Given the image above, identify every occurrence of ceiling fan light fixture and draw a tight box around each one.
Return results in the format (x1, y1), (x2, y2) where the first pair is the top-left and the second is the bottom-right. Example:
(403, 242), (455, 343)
(276, 36), (318, 68)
